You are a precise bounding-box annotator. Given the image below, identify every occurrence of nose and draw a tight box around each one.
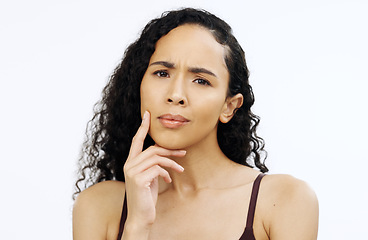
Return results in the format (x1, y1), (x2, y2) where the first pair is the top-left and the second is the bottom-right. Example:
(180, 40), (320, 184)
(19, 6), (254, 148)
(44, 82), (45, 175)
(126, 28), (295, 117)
(166, 77), (187, 106)
(167, 97), (185, 105)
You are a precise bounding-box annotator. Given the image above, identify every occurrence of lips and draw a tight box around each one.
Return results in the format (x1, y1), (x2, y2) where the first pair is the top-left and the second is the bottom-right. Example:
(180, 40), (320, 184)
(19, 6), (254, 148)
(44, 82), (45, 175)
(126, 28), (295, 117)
(158, 114), (190, 129)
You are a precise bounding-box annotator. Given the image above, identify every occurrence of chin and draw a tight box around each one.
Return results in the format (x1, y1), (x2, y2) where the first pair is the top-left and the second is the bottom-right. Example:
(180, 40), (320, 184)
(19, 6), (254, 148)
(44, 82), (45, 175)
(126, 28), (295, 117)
(150, 132), (190, 150)
(154, 139), (187, 150)
(149, 127), (190, 150)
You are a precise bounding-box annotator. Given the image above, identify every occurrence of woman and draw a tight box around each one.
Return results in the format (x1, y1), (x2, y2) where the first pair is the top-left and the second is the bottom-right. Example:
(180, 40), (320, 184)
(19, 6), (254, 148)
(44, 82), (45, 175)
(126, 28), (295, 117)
(73, 8), (319, 240)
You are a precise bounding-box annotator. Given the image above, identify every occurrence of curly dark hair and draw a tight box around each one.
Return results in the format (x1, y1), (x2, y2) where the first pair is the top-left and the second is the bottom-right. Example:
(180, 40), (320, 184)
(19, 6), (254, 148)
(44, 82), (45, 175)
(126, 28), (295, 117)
(74, 8), (268, 198)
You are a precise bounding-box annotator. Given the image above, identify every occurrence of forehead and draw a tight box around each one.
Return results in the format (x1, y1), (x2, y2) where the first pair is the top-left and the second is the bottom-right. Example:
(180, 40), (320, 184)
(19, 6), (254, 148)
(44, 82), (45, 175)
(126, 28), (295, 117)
(149, 24), (229, 79)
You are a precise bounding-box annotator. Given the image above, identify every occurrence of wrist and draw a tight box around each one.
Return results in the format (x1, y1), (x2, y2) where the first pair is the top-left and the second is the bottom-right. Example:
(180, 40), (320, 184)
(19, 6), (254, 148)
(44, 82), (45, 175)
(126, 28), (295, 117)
(122, 220), (151, 240)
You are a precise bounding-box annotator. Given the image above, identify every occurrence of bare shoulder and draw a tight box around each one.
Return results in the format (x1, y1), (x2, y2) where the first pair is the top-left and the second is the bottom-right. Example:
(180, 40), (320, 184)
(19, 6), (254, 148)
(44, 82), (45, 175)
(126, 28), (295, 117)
(76, 180), (125, 201)
(74, 180), (126, 214)
(73, 181), (126, 240)
(262, 174), (317, 200)
(259, 174), (319, 240)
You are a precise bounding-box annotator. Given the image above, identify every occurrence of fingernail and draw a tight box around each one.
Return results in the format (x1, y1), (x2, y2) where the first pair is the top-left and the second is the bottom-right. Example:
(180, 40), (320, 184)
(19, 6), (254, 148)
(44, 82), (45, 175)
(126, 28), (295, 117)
(142, 111), (148, 122)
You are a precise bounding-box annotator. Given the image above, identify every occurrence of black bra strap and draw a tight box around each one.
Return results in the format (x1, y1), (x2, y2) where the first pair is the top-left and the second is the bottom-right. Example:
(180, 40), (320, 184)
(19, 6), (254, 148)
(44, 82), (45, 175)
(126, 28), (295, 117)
(246, 173), (265, 229)
(116, 192), (127, 240)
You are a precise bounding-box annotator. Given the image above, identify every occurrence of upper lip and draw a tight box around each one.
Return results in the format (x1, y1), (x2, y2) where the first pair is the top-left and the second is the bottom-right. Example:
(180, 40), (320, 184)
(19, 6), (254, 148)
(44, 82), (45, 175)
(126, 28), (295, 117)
(158, 114), (190, 122)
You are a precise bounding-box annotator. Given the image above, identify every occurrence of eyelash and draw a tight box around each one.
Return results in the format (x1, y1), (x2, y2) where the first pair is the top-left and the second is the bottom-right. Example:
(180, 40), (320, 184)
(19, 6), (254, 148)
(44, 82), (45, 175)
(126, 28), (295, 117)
(153, 70), (169, 78)
(193, 78), (211, 86)
(153, 70), (212, 86)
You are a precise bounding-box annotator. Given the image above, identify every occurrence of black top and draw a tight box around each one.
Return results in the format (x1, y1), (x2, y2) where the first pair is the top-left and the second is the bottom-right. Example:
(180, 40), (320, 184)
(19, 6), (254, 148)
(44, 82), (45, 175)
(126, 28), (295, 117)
(117, 173), (265, 240)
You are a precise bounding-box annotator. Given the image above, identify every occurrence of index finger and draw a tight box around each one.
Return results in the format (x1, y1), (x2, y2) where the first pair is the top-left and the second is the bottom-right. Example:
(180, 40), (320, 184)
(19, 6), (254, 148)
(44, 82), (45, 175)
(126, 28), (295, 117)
(128, 111), (150, 158)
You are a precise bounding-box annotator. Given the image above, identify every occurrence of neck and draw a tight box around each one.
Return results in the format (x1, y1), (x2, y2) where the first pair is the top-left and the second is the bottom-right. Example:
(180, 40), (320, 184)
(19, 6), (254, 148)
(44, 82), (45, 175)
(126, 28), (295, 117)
(161, 132), (239, 196)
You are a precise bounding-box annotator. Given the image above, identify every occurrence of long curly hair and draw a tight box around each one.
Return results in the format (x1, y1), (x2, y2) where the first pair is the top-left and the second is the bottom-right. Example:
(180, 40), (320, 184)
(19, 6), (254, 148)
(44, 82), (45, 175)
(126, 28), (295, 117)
(74, 8), (268, 199)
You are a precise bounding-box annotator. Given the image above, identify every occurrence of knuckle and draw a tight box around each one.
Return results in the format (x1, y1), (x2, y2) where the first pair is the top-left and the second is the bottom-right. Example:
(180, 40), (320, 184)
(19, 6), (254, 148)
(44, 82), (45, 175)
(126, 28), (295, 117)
(157, 165), (168, 175)
(123, 161), (132, 170)
(124, 167), (136, 179)
(147, 145), (156, 151)
(132, 134), (141, 143)
(153, 165), (161, 171)
(153, 147), (169, 156)
(124, 170), (133, 179)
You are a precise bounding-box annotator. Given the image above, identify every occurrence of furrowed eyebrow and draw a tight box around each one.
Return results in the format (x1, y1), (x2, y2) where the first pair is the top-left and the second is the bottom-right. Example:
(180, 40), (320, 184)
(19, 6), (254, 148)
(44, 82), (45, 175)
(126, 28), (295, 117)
(149, 61), (217, 78)
(149, 61), (175, 68)
(188, 67), (217, 78)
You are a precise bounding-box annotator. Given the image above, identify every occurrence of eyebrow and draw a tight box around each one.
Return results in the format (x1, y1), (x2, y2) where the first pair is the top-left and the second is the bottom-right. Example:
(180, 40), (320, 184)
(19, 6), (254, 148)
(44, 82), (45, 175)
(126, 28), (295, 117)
(188, 67), (217, 78)
(149, 61), (217, 78)
(149, 61), (175, 68)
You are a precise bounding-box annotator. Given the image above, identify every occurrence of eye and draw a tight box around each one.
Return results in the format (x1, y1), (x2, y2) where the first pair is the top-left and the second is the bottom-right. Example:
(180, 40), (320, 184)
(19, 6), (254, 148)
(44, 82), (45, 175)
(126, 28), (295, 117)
(153, 70), (169, 78)
(193, 78), (211, 86)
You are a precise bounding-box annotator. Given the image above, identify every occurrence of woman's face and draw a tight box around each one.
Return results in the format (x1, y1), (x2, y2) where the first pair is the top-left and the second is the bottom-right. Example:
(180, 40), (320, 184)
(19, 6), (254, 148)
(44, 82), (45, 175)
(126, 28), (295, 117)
(140, 24), (240, 150)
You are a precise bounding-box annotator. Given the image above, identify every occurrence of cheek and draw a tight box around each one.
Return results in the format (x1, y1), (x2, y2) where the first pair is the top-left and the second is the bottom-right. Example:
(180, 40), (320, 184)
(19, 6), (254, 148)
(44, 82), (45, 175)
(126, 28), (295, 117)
(192, 97), (226, 127)
(206, 106), (223, 124)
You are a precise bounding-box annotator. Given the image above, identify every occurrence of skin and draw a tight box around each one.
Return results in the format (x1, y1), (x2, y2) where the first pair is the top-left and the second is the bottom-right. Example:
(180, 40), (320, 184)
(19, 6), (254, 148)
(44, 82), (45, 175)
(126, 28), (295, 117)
(73, 24), (319, 240)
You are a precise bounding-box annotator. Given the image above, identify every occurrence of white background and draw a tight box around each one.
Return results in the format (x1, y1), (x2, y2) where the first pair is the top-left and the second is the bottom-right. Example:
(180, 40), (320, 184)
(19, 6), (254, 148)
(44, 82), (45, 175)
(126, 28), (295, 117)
(1, 0), (367, 239)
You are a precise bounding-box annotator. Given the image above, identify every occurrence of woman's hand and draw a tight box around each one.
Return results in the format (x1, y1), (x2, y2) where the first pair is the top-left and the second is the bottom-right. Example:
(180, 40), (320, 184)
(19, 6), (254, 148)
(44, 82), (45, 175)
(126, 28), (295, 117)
(122, 111), (185, 237)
